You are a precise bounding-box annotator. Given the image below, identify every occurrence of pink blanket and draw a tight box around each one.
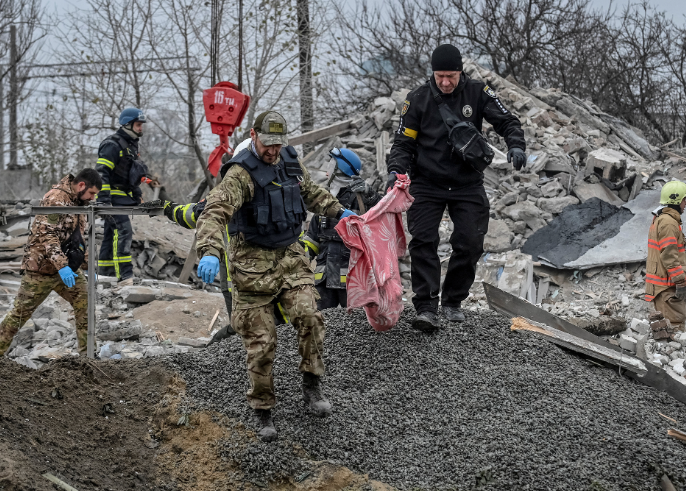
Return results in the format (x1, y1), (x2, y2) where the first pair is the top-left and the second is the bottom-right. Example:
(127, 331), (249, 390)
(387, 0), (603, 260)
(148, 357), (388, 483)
(334, 174), (414, 331)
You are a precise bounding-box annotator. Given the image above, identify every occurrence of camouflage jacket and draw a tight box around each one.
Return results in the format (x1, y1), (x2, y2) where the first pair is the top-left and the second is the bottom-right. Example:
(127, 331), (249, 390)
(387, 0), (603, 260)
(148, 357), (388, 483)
(197, 161), (343, 259)
(21, 175), (89, 275)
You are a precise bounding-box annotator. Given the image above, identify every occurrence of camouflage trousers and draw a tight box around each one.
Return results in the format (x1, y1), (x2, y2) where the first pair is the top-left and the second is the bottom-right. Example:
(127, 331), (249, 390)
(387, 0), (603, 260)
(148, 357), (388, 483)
(0, 271), (88, 356)
(232, 284), (325, 410)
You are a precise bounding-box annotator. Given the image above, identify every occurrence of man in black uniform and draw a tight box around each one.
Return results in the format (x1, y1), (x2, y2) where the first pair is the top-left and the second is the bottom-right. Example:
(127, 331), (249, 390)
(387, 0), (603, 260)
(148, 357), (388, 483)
(387, 44), (526, 331)
(302, 148), (382, 309)
(96, 107), (149, 285)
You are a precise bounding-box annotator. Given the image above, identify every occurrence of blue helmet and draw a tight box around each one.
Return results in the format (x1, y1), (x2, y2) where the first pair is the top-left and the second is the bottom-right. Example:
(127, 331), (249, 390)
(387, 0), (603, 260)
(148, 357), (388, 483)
(329, 147), (362, 176)
(119, 107), (147, 126)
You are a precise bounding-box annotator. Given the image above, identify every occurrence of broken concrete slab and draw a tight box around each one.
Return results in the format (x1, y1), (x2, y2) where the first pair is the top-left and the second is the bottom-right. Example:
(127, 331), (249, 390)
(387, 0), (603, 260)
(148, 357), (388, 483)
(118, 286), (162, 304)
(537, 196), (579, 214)
(573, 180), (625, 206)
(522, 197), (633, 269)
(585, 148), (627, 181)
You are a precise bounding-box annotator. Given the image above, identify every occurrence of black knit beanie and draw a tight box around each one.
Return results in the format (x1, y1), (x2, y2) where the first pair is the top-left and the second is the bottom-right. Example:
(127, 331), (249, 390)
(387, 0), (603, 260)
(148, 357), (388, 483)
(431, 44), (463, 71)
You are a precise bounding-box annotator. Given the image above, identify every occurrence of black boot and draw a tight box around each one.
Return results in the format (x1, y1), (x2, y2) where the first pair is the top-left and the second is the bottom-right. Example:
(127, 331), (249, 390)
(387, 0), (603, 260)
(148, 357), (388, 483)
(412, 310), (439, 332)
(443, 305), (465, 322)
(207, 324), (237, 347)
(302, 372), (332, 417)
(254, 409), (277, 442)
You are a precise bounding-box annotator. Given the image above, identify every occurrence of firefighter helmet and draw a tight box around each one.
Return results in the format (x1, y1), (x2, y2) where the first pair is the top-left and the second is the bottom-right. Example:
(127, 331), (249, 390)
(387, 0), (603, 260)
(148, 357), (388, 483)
(660, 180), (686, 205)
(119, 107), (147, 126)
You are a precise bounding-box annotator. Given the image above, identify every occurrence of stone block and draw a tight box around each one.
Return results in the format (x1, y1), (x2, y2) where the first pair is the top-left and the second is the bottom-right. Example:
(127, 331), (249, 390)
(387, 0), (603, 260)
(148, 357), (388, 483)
(483, 219), (514, 253)
(118, 286), (161, 304)
(97, 320), (143, 342)
(630, 318), (650, 335)
(14, 356), (38, 370)
(619, 334), (637, 352)
(525, 218), (548, 233)
(177, 337), (209, 348)
(649, 311), (664, 322)
(499, 192), (519, 207)
(501, 201), (542, 222)
(49, 319), (73, 330)
(651, 318), (670, 331)
(536, 196), (579, 215)
(540, 180), (565, 198)
(654, 330), (672, 340)
(144, 346), (165, 358)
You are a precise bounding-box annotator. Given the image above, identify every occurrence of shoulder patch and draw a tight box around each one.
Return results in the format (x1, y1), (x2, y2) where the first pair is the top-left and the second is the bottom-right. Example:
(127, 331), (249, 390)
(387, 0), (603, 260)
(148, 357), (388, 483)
(48, 214), (60, 224)
(484, 85), (497, 98)
(401, 100), (410, 116)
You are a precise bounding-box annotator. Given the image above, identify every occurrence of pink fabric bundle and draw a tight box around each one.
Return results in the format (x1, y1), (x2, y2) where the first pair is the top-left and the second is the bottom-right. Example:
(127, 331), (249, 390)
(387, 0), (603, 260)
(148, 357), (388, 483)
(334, 174), (414, 331)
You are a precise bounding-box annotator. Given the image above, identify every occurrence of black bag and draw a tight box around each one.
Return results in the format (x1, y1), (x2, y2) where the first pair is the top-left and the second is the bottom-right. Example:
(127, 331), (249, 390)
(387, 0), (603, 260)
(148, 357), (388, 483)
(428, 80), (494, 173)
(61, 226), (86, 271)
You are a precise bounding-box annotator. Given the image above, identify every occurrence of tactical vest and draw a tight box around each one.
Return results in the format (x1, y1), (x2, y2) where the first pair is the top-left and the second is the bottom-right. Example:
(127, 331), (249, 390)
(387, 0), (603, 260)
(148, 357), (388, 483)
(229, 146), (307, 248)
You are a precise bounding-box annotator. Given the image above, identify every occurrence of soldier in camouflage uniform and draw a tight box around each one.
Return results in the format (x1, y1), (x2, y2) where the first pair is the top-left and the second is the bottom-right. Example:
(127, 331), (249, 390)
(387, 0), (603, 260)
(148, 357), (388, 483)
(0, 170), (102, 356)
(195, 111), (356, 442)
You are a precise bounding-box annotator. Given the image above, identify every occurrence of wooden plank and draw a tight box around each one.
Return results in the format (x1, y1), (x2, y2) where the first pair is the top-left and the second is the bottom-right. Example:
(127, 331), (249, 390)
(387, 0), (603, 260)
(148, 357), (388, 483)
(511, 317), (648, 374)
(288, 120), (352, 147)
(207, 309), (220, 333)
(178, 236), (198, 284)
(668, 428), (686, 444)
(42, 473), (80, 491)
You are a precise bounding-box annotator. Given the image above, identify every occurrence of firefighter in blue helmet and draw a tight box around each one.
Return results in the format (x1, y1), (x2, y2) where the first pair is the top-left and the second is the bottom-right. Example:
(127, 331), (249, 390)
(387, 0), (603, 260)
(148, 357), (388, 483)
(96, 108), (149, 286)
(302, 147), (382, 309)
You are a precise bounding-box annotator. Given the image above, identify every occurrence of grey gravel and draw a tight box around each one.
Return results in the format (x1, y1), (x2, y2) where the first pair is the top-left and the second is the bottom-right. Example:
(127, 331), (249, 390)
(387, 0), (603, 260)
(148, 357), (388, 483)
(166, 307), (686, 490)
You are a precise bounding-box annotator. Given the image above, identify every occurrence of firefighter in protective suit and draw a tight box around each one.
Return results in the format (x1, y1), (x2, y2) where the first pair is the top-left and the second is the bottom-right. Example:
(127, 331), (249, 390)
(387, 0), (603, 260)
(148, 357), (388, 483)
(645, 180), (686, 330)
(302, 148), (382, 309)
(96, 108), (149, 285)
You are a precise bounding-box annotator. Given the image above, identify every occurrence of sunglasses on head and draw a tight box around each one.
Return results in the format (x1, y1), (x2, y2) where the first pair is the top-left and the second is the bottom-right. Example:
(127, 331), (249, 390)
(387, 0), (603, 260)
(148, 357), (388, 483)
(329, 147), (360, 176)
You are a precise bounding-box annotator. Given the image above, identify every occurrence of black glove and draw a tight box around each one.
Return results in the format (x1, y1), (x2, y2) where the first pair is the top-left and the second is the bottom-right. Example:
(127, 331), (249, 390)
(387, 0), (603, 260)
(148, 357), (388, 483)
(98, 202), (116, 225)
(140, 199), (165, 208)
(507, 148), (526, 171)
(676, 283), (686, 301)
(385, 172), (398, 194)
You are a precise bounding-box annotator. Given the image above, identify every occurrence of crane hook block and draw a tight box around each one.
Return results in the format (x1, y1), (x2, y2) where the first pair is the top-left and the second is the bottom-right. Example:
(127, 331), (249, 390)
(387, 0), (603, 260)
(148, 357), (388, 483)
(203, 82), (251, 177)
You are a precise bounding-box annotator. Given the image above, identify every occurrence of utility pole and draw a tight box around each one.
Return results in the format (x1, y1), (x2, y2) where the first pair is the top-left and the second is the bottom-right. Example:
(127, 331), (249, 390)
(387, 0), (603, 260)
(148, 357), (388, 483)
(9, 24), (18, 168)
(0, 78), (4, 170)
(297, 0), (314, 154)
(238, 0), (243, 90)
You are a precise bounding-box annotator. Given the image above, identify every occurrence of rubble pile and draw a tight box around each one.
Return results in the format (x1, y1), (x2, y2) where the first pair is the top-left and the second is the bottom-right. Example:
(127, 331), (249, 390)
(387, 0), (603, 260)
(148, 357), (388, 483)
(298, 58), (686, 344)
(2, 278), (227, 369)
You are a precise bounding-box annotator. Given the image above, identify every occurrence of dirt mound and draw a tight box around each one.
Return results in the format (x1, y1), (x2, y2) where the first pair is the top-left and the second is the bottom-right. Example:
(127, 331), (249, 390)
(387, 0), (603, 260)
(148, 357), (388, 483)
(0, 356), (393, 491)
(0, 356), (171, 490)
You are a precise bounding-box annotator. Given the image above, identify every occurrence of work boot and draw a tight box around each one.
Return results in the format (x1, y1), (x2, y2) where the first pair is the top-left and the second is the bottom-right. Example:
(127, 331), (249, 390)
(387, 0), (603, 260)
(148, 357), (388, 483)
(254, 409), (277, 442)
(443, 305), (465, 323)
(302, 372), (332, 417)
(412, 310), (439, 332)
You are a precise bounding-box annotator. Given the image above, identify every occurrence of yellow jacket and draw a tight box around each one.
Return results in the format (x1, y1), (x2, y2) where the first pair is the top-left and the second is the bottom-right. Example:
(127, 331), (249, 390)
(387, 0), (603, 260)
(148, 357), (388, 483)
(645, 207), (686, 301)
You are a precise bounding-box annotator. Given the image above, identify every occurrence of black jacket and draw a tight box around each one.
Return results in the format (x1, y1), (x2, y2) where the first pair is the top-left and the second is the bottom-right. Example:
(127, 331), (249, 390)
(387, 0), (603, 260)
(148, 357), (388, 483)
(303, 181), (381, 289)
(388, 74), (525, 189)
(95, 128), (144, 205)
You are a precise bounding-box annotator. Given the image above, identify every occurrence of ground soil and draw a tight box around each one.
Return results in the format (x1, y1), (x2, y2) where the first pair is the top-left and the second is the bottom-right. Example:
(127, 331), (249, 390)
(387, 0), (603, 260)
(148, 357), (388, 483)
(0, 356), (394, 491)
(131, 292), (229, 342)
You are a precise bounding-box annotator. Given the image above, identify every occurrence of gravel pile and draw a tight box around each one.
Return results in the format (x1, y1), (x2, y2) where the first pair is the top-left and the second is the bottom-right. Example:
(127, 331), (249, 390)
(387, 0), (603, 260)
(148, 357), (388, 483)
(167, 307), (686, 490)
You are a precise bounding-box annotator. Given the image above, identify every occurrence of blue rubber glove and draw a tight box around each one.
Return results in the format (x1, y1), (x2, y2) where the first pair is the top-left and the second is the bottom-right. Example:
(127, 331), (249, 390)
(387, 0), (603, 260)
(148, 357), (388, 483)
(58, 266), (78, 288)
(197, 255), (220, 283)
(340, 209), (357, 219)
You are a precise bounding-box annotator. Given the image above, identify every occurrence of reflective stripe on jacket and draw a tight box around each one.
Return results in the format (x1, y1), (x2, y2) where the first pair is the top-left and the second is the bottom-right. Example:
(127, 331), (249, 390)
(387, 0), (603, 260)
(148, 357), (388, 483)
(645, 207), (686, 301)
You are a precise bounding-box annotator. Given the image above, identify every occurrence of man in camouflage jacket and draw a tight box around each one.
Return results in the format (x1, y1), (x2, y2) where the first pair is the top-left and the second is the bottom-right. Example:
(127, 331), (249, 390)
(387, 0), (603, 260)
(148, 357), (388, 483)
(195, 111), (356, 442)
(0, 170), (102, 356)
